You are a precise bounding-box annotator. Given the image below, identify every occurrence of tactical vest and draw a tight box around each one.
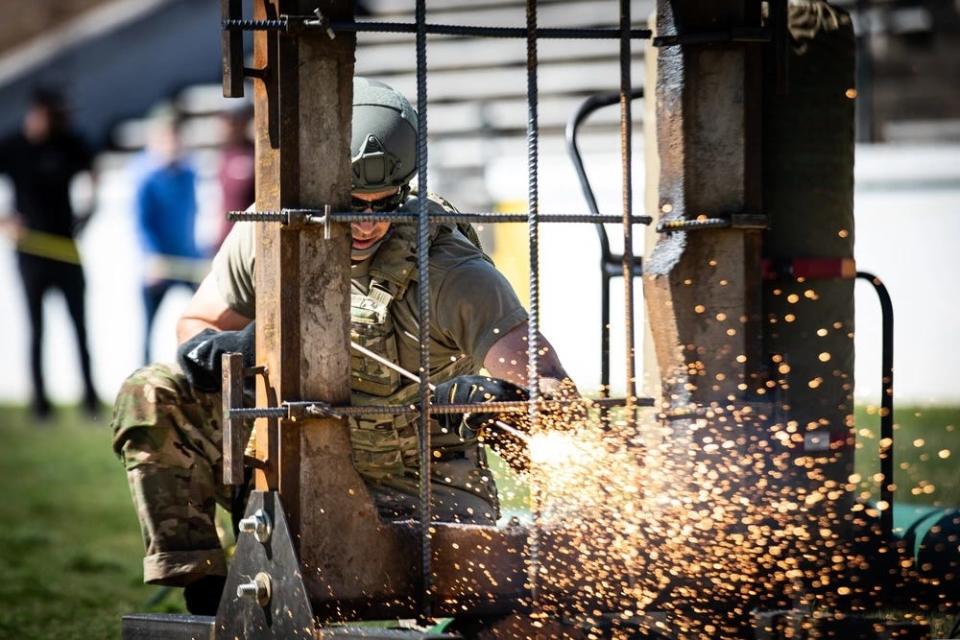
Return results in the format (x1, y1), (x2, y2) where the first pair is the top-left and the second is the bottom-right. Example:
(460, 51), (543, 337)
(348, 195), (496, 504)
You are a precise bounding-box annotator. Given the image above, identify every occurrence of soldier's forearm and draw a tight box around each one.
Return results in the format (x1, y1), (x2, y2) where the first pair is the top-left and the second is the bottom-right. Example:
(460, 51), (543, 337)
(176, 275), (253, 347)
(483, 321), (573, 391)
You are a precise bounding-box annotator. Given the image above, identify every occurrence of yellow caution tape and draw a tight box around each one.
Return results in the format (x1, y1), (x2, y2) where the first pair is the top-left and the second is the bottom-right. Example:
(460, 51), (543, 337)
(13, 229), (82, 265)
(4, 228), (211, 283)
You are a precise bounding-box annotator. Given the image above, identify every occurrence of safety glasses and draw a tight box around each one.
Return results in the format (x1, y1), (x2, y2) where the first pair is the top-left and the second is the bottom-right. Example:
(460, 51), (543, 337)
(350, 188), (408, 213)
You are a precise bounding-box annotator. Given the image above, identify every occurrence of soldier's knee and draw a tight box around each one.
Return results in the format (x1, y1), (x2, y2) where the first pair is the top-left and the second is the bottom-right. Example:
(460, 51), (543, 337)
(115, 364), (187, 406)
(111, 363), (190, 457)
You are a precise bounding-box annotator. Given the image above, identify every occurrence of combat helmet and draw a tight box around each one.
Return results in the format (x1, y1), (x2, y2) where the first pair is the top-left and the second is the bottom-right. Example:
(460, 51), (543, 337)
(352, 77), (418, 194)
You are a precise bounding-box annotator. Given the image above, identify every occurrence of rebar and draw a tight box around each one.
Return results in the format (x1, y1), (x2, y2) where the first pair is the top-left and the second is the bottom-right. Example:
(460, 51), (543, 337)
(414, 0), (433, 618)
(228, 209), (653, 225)
(227, 395), (657, 421)
(222, 18), (653, 40)
(525, 0), (543, 606)
(619, 0), (637, 428)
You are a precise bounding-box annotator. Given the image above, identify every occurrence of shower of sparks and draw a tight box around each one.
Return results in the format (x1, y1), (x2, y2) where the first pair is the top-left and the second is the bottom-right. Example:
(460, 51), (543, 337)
(490, 396), (947, 639)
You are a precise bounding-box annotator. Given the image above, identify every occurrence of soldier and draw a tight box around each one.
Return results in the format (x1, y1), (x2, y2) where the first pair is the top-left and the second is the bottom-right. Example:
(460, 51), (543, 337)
(111, 78), (574, 614)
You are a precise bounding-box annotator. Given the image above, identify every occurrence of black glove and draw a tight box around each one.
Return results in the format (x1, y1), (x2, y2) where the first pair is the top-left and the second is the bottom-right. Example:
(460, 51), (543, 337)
(433, 375), (529, 438)
(177, 323), (256, 393)
(433, 375), (532, 475)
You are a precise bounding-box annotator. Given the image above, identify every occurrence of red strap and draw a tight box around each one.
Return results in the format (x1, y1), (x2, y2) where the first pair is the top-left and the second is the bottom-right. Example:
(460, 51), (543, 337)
(763, 257), (856, 280)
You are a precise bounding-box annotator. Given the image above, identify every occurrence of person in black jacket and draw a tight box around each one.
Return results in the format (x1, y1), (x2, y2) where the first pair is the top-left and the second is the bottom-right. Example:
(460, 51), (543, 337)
(0, 89), (100, 420)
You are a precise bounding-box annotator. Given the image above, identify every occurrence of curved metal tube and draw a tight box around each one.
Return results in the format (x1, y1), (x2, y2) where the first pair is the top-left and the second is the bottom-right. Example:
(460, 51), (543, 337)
(564, 88), (644, 397)
(857, 271), (895, 541)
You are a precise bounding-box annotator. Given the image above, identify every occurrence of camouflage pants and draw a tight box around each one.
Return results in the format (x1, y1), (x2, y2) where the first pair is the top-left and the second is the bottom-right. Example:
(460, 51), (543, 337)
(111, 363), (238, 586)
(112, 364), (499, 587)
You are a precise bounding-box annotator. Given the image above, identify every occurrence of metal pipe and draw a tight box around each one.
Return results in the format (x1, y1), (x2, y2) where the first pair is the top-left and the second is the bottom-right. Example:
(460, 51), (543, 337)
(857, 271), (894, 540)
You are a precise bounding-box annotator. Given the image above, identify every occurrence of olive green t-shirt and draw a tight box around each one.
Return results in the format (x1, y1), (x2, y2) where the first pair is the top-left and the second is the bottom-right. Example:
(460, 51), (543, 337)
(210, 212), (528, 375)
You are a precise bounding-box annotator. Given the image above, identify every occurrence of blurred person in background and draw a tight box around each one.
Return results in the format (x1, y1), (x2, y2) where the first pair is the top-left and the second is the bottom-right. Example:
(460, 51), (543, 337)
(0, 88), (100, 421)
(134, 110), (202, 364)
(215, 105), (254, 249)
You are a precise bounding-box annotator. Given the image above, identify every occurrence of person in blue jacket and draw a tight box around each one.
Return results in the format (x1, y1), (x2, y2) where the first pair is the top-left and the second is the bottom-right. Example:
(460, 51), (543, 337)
(133, 111), (202, 364)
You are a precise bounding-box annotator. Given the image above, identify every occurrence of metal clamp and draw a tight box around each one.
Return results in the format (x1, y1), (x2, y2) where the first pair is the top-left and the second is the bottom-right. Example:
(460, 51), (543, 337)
(238, 509), (273, 543)
(236, 572), (272, 607)
(226, 207), (333, 232)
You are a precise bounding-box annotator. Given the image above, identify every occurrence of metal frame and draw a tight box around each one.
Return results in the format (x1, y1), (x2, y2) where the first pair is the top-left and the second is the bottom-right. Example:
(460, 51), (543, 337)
(218, 0), (660, 623)
(206, 0), (810, 636)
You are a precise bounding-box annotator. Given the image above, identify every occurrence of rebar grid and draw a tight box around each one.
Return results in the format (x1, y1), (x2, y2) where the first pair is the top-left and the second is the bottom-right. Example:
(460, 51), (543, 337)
(224, 0), (658, 622)
(414, 0), (433, 618)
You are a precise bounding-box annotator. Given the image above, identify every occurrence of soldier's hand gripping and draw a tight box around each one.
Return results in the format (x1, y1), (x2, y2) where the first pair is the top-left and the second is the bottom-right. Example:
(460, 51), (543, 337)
(177, 322), (256, 393)
(433, 375), (531, 474)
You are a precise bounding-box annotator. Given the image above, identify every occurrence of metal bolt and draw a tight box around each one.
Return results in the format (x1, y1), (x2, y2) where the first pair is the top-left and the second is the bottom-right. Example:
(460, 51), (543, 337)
(322, 204), (332, 240)
(236, 572), (272, 607)
(238, 509), (273, 543)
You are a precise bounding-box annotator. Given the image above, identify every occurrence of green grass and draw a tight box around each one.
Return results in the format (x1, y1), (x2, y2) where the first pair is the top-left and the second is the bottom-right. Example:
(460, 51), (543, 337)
(0, 404), (956, 639)
(853, 404), (960, 508)
(0, 406), (184, 640)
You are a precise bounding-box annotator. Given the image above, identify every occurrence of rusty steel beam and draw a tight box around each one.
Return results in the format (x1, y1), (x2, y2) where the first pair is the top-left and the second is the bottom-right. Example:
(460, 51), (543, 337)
(250, 0), (412, 608)
(641, 0), (769, 630)
(644, 0), (766, 410)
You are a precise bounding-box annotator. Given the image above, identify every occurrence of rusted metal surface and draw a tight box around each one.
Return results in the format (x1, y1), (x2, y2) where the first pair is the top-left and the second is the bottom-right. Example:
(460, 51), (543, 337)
(216, 492), (315, 639)
(432, 522), (529, 616)
(760, 8), (857, 560)
(252, 0), (280, 494)
(644, 0), (765, 409)
(303, 522), (530, 620)
(221, 0), (245, 98)
(641, 0), (768, 627)
(222, 352), (245, 485)
(251, 0), (410, 610)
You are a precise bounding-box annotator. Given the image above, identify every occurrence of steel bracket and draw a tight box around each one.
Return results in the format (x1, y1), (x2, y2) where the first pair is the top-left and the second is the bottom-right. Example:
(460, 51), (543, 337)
(215, 491), (315, 639)
(221, 354), (272, 485)
(220, 0), (245, 97)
